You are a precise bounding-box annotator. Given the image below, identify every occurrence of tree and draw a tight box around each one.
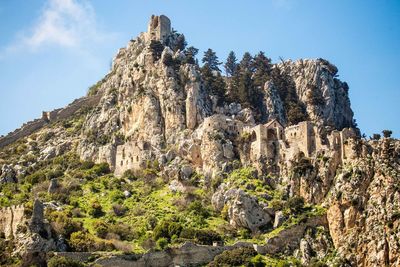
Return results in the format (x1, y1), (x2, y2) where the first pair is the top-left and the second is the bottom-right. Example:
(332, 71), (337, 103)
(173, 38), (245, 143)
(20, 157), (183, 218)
(239, 52), (254, 73)
(149, 40), (164, 61)
(201, 66), (226, 101)
(252, 51), (272, 88)
(372, 134), (381, 140)
(201, 49), (226, 102)
(224, 51), (238, 77)
(382, 130), (392, 138)
(171, 34), (187, 52)
(183, 46), (199, 65)
(237, 68), (254, 107)
(202, 48), (221, 72)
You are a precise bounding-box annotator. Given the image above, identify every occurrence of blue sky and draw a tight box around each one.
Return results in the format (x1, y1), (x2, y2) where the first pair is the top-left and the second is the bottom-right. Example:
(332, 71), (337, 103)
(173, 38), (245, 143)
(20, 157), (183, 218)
(0, 0), (399, 138)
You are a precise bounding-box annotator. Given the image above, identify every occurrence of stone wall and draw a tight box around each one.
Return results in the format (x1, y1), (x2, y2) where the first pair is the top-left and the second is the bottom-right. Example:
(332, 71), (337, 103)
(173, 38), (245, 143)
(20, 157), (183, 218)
(0, 204), (25, 239)
(0, 119), (47, 148)
(49, 216), (328, 266)
(114, 140), (150, 176)
(147, 15), (171, 43)
(0, 95), (101, 149)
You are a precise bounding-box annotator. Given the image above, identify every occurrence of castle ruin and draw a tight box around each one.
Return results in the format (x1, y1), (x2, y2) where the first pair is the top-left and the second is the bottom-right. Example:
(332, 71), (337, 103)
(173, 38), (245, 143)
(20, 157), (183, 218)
(147, 15), (171, 44)
(244, 119), (356, 164)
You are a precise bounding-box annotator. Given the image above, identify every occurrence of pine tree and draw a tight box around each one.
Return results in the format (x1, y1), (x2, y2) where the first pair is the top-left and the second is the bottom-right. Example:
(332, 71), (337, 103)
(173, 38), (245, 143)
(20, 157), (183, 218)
(225, 51), (238, 77)
(184, 46), (199, 65)
(172, 34), (187, 52)
(201, 67), (226, 102)
(252, 51), (272, 88)
(202, 48), (221, 72)
(239, 52), (254, 73)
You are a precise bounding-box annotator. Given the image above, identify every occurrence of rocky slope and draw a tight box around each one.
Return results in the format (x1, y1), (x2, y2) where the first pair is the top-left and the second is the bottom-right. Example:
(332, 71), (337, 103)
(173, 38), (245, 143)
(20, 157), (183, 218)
(0, 15), (398, 267)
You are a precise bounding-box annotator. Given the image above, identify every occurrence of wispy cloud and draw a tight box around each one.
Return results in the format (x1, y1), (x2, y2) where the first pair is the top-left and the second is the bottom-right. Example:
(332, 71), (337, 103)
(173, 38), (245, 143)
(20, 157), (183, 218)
(1, 0), (113, 57)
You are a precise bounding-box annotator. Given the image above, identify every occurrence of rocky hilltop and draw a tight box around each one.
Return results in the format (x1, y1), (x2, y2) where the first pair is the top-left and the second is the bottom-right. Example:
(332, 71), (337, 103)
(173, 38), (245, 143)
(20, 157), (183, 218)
(0, 15), (398, 267)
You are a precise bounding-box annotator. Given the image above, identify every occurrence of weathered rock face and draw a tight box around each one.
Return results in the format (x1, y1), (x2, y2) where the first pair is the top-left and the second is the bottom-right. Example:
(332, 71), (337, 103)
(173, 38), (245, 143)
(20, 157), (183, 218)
(326, 138), (400, 267)
(212, 185), (272, 232)
(77, 22), (211, 175)
(0, 14), (398, 267)
(265, 59), (355, 130)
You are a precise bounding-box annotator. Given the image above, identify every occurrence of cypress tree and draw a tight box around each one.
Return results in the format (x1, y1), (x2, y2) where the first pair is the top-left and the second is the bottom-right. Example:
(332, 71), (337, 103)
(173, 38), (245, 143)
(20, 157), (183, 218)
(202, 48), (222, 72)
(224, 51), (238, 77)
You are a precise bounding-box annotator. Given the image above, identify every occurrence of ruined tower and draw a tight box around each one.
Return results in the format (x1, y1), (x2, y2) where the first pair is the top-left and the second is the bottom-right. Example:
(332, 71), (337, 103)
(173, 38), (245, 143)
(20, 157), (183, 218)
(147, 15), (171, 44)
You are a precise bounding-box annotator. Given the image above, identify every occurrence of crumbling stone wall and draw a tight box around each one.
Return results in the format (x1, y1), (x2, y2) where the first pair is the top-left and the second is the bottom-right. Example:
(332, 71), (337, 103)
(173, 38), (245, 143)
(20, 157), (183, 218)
(147, 15), (171, 43)
(0, 94), (101, 149)
(0, 205), (25, 239)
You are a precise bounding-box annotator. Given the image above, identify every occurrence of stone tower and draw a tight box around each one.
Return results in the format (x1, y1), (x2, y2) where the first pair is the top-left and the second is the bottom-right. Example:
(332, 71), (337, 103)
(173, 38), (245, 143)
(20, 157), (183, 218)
(147, 15), (171, 44)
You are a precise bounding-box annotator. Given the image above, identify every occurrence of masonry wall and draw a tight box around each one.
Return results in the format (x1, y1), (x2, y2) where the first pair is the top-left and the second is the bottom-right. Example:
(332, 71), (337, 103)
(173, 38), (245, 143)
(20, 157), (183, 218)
(0, 205), (25, 239)
(0, 95), (101, 149)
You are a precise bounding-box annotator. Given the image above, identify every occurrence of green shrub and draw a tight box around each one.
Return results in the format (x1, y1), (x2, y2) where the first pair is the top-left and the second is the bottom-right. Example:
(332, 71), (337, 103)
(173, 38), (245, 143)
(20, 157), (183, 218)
(112, 204), (127, 217)
(48, 256), (84, 267)
(109, 223), (134, 241)
(153, 220), (183, 241)
(122, 169), (137, 181)
(88, 200), (104, 218)
(80, 161), (95, 170)
(249, 255), (266, 267)
(286, 196), (304, 213)
(187, 200), (210, 218)
(91, 163), (111, 176)
(25, 170), (47, 185)
(180, 228), (222, 245)
(69, 231), (95, 252)
(156, 237), (169, 250)
(93, 221), (109, 238)
(47, 211), (83, 238)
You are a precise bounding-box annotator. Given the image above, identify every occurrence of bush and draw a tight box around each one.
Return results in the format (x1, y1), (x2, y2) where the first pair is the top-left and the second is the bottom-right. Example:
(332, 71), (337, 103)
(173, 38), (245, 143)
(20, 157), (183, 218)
(80, 161), (95, 170)
(25, 170), (47, 185)
(69, 231), (95, 252)
(208, 247), (257, 267)
(156, 237), (169, 250)
(48, 211), (83, 238)
(162, 53), (175, 67)
(112, 204), (127, 216)
(91, 163), (110, 176)
(180, 228), (222, 245)
(122, 169), (137, 181)
(286, 196), (305, 213)
(150, 40), (164, 61)
(93, 221), (109, 238)
(187, 200), (210, 219)
(108, 223), (134, 241)
(249, 255), (266, 267)
(382, 130), (392, 138)
(153, 220), (183, 241)
(88, 200), (104, 218)
(48, 256), (84, 267)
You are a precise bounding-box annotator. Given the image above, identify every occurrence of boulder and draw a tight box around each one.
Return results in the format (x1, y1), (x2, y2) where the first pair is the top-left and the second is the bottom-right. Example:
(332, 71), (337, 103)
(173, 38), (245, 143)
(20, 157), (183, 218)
(212, 187), (272, 232)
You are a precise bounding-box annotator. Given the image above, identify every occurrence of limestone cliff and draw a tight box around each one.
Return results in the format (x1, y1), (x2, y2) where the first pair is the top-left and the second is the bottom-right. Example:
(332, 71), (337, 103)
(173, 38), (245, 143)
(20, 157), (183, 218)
(0, 14), (398, 267)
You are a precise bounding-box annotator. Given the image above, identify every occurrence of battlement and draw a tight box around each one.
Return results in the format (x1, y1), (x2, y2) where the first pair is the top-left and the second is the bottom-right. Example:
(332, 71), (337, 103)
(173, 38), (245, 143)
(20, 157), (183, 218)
(0, 94), (101, 149)
(147, 15), (171, 43)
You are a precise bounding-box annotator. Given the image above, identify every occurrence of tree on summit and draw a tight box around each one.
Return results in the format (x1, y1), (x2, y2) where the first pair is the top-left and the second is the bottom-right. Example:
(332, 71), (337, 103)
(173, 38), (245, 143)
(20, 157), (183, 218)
(224, 51), (238, 77)
(183, 46), (199, 65)
(252, 51), (272, 88)
(201, 49), (226, 103)
(202, 48), (222, 72)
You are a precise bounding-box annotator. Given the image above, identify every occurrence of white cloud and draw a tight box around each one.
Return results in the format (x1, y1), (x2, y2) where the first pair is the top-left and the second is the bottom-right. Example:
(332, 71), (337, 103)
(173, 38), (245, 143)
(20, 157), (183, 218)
(1, 0), (111, 55)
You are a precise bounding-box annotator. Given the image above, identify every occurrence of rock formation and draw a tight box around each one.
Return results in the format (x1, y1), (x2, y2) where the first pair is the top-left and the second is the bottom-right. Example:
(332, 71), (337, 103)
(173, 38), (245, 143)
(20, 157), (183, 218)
(0, 14), (398, 267)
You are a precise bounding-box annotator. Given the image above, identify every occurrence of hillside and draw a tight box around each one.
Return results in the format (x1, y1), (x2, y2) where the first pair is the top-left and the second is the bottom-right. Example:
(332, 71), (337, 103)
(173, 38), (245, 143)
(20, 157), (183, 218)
(0, 15), (399, 267)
